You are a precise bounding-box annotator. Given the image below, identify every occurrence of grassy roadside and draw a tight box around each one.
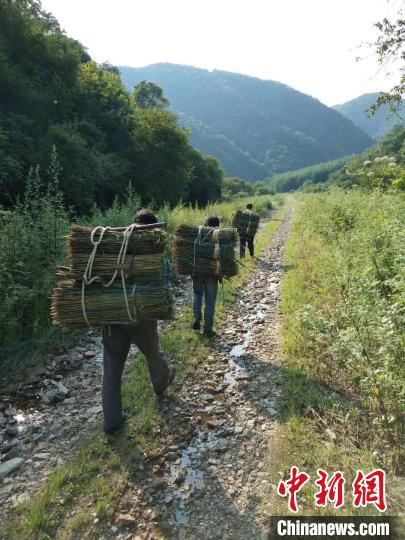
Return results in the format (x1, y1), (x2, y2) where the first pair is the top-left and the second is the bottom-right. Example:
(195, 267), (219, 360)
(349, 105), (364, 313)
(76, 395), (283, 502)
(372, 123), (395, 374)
(0, 193), (274, 391)
(265, 192), (404, 517)
(2, 203), (287, 539)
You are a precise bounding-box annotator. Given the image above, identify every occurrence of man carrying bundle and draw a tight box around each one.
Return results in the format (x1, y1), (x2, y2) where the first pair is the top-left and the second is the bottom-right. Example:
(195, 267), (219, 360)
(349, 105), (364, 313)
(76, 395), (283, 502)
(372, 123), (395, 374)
(172, 216), (238, 338)
(102, 209), (175, 435)
(191, 216), (221, 338)
(239, 203), (257, 258)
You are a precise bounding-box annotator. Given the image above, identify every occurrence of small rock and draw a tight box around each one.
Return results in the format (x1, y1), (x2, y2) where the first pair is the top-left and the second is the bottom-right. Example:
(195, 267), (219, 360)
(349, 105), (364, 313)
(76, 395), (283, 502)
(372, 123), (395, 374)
(3, 445), (21, 460)
(57, 383), (69, 397)
(0, 458), (24, 480)
(1, 439), (19, 453)
(16, 492), (30, 505)
(325, 428), (336, 441)
(34, 453), (50, 461)
(234, 426), (243, 434)
(87, 405), (103, 415)
(174, 469), (187, 485)
(5, 407), (17, 417)
(41, 389), (60, 404)
(114, 513), (136, 526)
(84, 350), (96, 358)
(6, 427), (19, 437)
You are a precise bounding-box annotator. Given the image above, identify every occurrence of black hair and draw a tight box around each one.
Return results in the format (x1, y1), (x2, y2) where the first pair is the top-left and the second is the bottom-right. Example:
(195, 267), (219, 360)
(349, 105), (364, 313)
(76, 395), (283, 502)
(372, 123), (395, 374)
(134, 209), (158, 224)
(246, 203), (253, 210)
(204, 216), (220, 228)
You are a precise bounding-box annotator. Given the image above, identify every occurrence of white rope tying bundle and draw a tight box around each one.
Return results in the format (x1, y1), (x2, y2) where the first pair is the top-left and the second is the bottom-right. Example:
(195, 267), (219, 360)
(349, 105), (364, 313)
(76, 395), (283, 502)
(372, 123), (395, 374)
(192, 226), (222, 279)
(245, 209), (252, 236)
(212, 228), (222, 278)
(81, 224), (139, 327)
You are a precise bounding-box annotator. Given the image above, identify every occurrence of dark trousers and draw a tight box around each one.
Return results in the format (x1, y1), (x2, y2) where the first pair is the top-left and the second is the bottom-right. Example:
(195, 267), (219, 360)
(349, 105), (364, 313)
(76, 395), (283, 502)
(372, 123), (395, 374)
(240, 236), (254, 258)
(192, 275), (218, 332)
(102, 322), (169, 431)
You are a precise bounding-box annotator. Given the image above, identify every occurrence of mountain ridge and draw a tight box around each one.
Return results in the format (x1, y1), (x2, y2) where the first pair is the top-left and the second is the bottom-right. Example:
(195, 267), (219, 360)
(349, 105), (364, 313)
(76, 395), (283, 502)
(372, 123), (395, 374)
(334, 92), (405, 140)
(120, 63), (373, 180)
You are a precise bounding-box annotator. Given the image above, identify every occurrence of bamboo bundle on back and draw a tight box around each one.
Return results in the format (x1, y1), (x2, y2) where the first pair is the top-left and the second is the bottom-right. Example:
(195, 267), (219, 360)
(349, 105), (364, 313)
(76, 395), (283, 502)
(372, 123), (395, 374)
(232, 210), (260, 238)
(68, 226), (166, 256)
(51, 281), (173, 327)
(69, 253), (165, 282)
(173, 224), (238, 279)
(52, 223), (173, 328)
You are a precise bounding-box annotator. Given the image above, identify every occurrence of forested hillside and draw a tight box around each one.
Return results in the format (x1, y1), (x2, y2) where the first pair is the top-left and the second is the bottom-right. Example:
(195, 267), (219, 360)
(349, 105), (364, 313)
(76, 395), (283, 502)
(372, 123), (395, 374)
(266, 157), (349, 193)
(0, 1), (222, 212)
(328, 126), (405, 190)
(334, 93), (405, 140)
(120, 64), (373, 180)
(265, 126), (405, 193)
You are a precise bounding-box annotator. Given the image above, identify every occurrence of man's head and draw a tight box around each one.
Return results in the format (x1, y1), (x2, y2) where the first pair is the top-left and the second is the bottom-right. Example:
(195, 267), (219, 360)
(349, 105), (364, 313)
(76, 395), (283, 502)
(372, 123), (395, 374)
(246, 203), (253, 210)
(134, 209), (158, 225)
(204, 216), (220, 228)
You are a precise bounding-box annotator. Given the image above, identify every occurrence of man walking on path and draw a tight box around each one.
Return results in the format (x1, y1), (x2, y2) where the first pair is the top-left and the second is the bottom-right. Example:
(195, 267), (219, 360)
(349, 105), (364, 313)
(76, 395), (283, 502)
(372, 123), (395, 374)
(240, 203), (256, 258)
(192, 216), (221, 338)
(102, 209), (175, 435)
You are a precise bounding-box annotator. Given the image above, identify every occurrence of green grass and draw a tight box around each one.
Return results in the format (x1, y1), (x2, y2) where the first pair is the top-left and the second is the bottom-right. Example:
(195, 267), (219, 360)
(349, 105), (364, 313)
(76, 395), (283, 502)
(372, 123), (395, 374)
(264, 191), (404, 516)
(0, 193), (273, 388)
(1, 203), (287, 539)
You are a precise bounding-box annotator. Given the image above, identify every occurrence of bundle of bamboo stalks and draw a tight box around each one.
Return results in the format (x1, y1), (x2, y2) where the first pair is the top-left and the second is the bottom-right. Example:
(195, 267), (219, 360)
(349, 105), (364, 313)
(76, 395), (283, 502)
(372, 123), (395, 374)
(68, 225), (166, 256)
(51, 223), (173, 327)
(173, 224), (238, 279)
(232, 210), (260, 238)
(69, 253), (165, 282)
(51, 281), (173, 327)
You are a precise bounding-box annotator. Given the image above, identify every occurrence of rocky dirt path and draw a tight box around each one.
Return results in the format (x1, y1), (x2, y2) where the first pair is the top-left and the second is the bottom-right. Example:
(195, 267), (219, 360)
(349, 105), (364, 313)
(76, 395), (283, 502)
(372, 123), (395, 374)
(0, 287), (191, 513)
(0, 207), (292, 539)
(148, 208), (292, 539)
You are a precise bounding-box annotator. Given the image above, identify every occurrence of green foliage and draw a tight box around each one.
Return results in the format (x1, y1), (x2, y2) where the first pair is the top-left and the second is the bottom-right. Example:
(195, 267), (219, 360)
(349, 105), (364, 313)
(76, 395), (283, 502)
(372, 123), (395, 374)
(266, 157), (349, 193)
(330, 126), (405, 190)
(0, 2), (222, 212)
(120, 63), (373, 180)
(130, 106), (191, 205)
(0, 157), (273, 362)
(282, 191), (405, 471)
(184, 150), (223, 207)
(222, 176), (273, 200)
(369, 15), (405, 113)
(0, 147), (69, 346)
(131, 80), (169, 109)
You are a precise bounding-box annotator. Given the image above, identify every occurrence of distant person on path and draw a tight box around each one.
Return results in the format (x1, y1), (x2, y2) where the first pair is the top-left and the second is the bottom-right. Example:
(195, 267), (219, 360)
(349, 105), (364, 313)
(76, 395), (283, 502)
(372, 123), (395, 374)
(102, 209), (175, 435)
(240, 203), (256, 258)
(192, 216), (221, 338)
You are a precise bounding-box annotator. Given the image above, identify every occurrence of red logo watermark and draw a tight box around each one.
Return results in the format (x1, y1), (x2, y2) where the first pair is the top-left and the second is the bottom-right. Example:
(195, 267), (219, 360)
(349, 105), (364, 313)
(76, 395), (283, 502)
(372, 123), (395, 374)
(277, 468), (386, 513)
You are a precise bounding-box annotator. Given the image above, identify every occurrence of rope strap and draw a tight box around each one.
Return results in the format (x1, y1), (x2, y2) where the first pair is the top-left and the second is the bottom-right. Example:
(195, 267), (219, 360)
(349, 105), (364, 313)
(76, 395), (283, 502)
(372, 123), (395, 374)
(81, 224), (141, 327)
(192, 226), (222, 279)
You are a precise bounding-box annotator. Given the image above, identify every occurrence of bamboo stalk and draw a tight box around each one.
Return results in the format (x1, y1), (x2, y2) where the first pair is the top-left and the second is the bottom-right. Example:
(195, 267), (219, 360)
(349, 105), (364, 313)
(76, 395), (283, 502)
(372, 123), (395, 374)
(51, 281), (173, 327)
(172, 224), (238, 278)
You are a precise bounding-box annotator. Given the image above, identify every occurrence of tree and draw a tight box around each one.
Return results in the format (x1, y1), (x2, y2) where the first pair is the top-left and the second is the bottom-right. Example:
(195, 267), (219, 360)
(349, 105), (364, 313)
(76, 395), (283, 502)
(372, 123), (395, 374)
(130, 107), (191, 205)
(369, 10), (404, 113)
(131, 80), (169, 109)
(185, 150), (223, 206)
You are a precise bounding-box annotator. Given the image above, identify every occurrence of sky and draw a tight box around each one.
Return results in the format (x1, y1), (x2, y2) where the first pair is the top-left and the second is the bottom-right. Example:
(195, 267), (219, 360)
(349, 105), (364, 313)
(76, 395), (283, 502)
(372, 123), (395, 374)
(40, 0), (403, 106)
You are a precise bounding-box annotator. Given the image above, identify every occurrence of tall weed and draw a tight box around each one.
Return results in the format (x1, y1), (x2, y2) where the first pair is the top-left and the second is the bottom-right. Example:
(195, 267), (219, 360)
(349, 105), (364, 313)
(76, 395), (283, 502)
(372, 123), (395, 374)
(282, 190), (404, 471)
